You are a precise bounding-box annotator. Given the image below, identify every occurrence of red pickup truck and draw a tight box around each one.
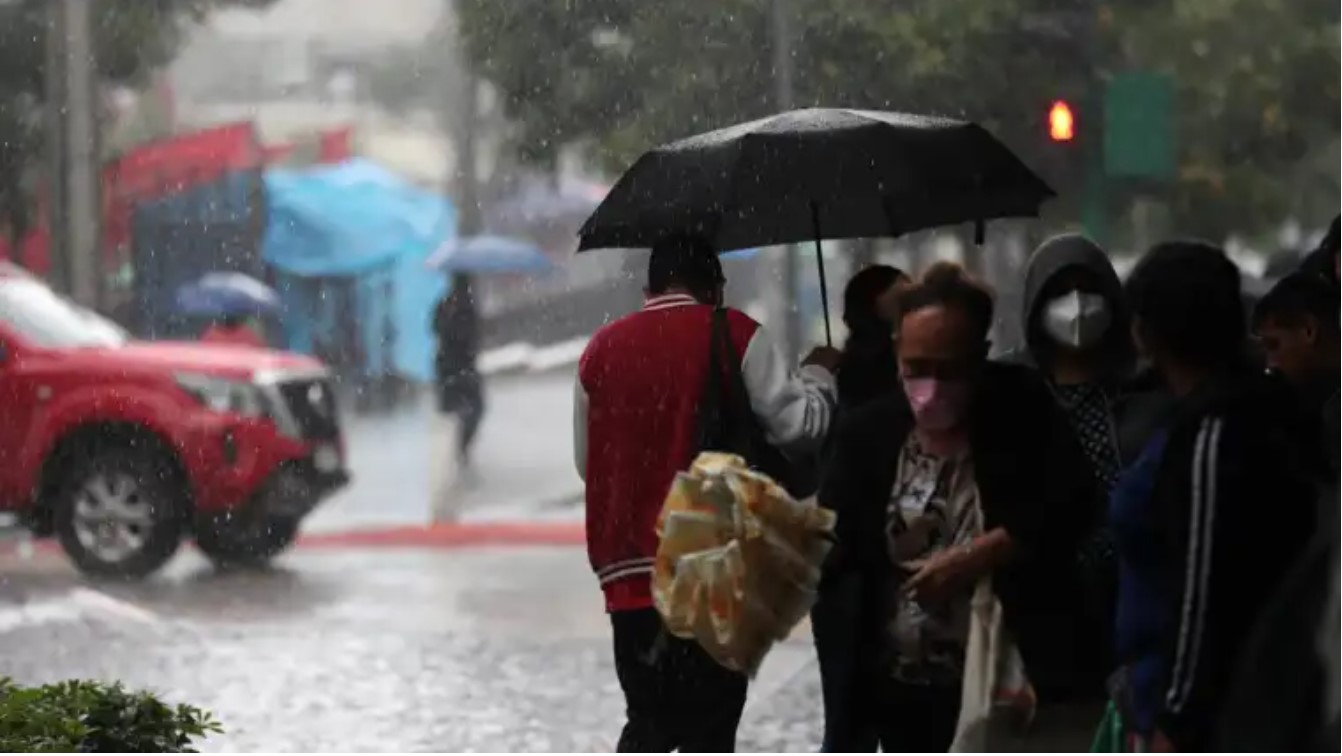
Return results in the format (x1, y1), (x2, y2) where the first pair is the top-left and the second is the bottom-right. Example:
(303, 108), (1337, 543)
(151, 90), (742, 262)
(0, 266), (349, 578)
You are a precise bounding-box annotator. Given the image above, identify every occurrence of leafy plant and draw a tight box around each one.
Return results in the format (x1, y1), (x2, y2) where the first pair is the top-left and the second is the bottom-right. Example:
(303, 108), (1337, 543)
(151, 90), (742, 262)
(0, 677), (221, 753)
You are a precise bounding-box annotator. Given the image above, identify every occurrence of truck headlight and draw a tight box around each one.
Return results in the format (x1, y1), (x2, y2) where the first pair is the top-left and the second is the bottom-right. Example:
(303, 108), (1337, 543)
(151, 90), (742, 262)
(175, 373), (267, 418)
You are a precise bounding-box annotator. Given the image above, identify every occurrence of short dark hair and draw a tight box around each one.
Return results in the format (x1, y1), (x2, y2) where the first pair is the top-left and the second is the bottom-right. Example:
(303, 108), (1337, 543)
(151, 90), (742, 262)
(647, 235), (724, 296)
(1253, 271), (1341, 335)
(897, 261), (994, 343)
(1126, 240), (1245, 369)
(843, 264), (907, 333)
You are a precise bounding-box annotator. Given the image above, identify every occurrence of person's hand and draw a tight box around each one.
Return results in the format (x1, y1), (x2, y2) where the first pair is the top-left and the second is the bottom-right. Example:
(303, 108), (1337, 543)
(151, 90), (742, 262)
(802, 346), (842, 373)
(902, 544), (986, 604)
(1149, 730), (1176, 752)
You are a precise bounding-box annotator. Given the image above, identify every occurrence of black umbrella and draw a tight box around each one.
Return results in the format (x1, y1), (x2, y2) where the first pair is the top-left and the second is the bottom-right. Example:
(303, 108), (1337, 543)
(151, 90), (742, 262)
(578, 108), (1054, 343)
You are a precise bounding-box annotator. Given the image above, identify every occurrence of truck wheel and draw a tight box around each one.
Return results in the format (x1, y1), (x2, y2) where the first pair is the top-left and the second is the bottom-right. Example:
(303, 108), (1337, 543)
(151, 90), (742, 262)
(53, 450), (185, 579)
(195, 512), (299, 568)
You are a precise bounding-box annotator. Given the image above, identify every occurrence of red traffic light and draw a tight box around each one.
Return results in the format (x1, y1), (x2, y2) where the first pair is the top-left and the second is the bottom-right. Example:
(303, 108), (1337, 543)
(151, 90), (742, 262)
(1049, 100), (1075, 142)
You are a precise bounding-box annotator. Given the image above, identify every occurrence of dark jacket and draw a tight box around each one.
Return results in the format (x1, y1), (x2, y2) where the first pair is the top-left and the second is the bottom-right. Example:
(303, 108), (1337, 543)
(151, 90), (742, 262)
(433, 295), (480, 386)
(815, 361), (1101, 750)
(1140, 371), (1318, 750)
(836, 331), (900, 411)
(1213, 485), (1339, 752)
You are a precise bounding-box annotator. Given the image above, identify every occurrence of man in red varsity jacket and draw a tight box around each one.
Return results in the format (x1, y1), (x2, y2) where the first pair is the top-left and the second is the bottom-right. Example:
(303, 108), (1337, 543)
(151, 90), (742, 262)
(574, 236), (839, 752)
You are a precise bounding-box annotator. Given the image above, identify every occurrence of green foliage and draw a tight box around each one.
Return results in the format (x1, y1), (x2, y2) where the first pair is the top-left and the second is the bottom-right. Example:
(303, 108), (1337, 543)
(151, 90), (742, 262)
(456, 0), (1340, 240)
(0, 677), (221, 753)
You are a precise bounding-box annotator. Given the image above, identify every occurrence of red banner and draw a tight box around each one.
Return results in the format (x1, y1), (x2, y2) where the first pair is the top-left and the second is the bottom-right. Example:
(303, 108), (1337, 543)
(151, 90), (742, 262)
(262, 141), (297, 166)
(317, 126), (354, 164)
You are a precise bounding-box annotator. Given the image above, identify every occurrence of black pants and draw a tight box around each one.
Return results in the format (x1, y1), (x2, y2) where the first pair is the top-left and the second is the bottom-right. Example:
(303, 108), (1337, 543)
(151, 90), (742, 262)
(437, 371), (485, 458)
(610, 608), (747, 752)
(875, 680), (962, 752)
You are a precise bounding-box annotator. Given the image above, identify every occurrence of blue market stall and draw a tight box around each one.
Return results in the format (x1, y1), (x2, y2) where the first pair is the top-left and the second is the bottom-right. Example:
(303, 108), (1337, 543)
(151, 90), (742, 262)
(262, 159), (454, 408)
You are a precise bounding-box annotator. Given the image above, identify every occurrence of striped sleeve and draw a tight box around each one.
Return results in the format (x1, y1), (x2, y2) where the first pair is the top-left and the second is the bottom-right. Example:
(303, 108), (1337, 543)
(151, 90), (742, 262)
(739, 326), (837, 453)
(572, 376), (589, 482)
(1164, 416), (1224, 716)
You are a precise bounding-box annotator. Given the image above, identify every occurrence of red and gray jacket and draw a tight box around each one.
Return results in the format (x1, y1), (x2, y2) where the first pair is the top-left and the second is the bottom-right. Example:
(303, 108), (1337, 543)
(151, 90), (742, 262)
(574, 293), (837, 612)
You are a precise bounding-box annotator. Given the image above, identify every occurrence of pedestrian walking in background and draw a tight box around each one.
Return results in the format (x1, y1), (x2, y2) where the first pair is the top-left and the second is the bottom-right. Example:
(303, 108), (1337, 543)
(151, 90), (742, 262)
(1252, 271), (1341, 480)
(574, 236), (839, 752)
(1109, 241), (1317, 751)
(814, 262), (906, 752)
(817, 262), (1100, 752)
(201, 313), (266, 349)
(1007, 234), (1174, 693)
(835, 264), (908, 410)
(433, 279), (486, 470)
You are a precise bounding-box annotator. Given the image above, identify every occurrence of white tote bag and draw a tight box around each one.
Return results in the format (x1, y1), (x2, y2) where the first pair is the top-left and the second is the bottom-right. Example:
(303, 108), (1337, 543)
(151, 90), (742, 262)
(950, 578), (1036, 752)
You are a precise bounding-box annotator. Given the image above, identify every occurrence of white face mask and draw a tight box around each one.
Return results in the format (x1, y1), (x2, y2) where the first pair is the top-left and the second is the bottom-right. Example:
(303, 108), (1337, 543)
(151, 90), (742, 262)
(1042, 290), (1112, 349)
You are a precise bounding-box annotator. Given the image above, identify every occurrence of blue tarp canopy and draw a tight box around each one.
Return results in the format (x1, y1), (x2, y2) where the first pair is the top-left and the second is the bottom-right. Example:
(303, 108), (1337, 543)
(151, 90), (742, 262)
(263, 159), (452, 277)
(261, 159), (455, 382)
(426, 234), (554, 274)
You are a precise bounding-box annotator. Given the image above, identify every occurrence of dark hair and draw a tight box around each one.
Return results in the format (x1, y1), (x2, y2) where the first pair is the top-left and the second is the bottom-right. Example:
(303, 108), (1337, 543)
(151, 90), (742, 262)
(1252, 271), (1341, 335)
(1126, 240), (1245, 369)
(843, 264), (906, 335)
(897, 261), (994, 343)
(221, 313), (246, 328)
(647, 235), (724, 297)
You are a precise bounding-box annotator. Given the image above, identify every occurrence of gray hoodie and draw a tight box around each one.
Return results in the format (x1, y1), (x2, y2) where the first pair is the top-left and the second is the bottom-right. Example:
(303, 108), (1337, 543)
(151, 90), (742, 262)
(1016, 233), (1134, 375)
(1010, 233), (1171, 466)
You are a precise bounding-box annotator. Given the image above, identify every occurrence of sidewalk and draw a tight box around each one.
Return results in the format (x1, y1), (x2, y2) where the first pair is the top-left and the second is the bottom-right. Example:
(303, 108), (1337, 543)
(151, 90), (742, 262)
(0, 546), (823, 752)
(306, 367), (585, 537)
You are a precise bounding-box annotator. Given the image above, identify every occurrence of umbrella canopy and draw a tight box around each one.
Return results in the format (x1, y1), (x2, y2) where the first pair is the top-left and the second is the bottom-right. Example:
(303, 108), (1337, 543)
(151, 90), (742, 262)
(425, 234), (554, 274)
(579, 108), (1053, 252)
(174, 272), (279, 317)
(578, 108), (1054, 342)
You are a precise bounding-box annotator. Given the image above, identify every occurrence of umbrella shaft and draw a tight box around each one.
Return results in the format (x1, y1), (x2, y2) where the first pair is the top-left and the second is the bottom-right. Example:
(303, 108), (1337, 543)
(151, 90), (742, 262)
(811, 202), (832, 347)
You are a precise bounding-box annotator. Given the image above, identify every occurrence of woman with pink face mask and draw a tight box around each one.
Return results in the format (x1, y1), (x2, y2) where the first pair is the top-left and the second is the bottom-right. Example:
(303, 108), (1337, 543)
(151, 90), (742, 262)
(815, 262), (1100, 752)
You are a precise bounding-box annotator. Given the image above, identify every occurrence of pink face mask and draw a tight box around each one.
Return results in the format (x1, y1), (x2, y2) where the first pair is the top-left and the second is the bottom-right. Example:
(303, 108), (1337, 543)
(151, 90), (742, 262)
(902, 377), (972, 431)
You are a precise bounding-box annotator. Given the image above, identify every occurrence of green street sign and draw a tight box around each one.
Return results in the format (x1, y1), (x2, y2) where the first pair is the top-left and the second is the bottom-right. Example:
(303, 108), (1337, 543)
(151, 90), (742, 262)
(1104, 72), (1175, 182)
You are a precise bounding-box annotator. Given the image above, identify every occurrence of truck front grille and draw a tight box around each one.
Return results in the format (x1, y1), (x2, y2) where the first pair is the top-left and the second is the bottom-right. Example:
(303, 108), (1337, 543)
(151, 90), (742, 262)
(275, 378), (340, 440)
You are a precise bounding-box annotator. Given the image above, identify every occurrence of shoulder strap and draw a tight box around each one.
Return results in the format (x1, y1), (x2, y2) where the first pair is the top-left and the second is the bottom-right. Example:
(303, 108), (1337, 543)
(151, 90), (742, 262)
(696, 308), (730, 452)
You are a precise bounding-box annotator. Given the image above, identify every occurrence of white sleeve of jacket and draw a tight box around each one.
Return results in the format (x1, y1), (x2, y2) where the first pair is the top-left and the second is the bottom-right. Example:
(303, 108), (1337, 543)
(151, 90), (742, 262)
(741, 327), (837, 453)
(573, 376), (589, 482)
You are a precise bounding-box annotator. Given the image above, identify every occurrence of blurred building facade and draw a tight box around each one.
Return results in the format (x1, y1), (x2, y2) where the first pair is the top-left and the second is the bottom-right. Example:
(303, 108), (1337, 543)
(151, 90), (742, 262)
(167, 0), (453, 188)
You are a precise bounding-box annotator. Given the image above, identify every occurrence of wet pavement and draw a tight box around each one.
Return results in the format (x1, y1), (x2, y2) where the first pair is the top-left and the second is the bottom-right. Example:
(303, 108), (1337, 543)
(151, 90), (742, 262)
(308, 369), (585, 534)
(0, 368), (826, 751)
(0, 546), (824, 752)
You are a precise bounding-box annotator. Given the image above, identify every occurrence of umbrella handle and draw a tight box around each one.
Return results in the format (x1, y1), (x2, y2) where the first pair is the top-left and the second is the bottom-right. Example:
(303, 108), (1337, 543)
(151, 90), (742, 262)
(811, 201), (832, 347)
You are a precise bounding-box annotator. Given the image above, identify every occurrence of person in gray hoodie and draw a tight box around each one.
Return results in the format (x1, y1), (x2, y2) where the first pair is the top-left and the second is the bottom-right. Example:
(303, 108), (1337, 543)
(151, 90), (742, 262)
(1009, 234), (1174, 699)
(1013, 234), (1171, 481)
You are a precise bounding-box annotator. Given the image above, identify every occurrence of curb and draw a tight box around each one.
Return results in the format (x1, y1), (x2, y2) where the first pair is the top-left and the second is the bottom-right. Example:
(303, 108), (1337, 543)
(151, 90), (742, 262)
(478, 337), (587, 378)
(0, 521), (587, 561)
(297, 521), (586, 549)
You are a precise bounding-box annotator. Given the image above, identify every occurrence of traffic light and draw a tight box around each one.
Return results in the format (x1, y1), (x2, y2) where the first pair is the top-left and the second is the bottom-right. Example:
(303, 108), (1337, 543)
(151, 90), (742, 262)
(1048, 100), (1076, 142)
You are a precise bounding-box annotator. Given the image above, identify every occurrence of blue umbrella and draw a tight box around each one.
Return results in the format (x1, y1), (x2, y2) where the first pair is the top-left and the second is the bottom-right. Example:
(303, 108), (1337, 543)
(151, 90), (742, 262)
(425, 234), (554, 274)
(721, 247), (759, 261)
(174, 272), (280, 317)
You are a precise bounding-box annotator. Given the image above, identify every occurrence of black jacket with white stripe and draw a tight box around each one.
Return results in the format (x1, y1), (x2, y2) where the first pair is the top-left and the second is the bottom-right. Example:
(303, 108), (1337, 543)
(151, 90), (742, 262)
(1151, 369), (1318, 750)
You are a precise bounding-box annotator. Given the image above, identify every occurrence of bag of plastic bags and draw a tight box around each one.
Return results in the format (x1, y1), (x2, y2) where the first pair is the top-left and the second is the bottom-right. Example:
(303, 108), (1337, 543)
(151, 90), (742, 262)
(652, 452), (836, 676)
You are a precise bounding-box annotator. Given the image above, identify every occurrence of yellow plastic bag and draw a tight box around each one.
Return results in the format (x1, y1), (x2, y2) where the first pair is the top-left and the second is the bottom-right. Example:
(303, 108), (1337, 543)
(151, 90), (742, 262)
(652, 452), (837, 676)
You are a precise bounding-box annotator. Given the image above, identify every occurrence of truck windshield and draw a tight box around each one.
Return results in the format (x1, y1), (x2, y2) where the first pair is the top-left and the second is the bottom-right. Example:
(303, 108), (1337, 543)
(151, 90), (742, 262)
(0, 279), (127, 349)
